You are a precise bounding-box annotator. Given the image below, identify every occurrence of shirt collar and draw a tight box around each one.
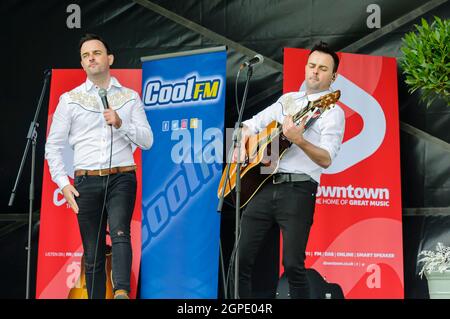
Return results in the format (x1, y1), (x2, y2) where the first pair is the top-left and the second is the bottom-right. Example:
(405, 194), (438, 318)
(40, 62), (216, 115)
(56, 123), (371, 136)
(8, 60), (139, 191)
(84, 76), (122, 93)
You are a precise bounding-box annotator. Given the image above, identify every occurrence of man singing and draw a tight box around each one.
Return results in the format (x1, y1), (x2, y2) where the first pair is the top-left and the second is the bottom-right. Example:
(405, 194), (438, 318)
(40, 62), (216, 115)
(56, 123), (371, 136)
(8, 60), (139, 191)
(45, 34), (153, 299)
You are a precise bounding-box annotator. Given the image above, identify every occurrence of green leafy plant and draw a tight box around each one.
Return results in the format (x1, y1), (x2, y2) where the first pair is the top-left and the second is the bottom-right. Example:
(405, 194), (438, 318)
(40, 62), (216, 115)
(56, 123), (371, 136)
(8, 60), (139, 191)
(400, 17), (450, 107)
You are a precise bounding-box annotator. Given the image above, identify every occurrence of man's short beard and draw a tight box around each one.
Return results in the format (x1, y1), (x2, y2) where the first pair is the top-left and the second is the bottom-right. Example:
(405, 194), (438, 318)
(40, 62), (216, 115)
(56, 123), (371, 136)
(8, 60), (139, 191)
(306, 81), (321, 91)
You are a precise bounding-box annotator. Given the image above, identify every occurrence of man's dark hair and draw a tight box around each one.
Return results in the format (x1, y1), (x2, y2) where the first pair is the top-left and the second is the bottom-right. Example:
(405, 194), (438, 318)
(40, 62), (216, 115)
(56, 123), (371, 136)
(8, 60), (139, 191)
(79, 33), (113, 55)
(309, 41), (339, 73)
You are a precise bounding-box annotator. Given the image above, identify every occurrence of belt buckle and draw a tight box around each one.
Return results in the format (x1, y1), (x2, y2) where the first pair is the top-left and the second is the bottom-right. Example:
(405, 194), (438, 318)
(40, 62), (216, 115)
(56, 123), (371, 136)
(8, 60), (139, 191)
(273, 174), (283, 185)
(99, 169), (108, 176)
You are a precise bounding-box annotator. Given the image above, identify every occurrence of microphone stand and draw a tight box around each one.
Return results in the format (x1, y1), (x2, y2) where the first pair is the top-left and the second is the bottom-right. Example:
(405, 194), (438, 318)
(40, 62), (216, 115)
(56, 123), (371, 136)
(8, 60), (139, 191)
(217, 65), (254, 299)
(9, 69), (51, 299)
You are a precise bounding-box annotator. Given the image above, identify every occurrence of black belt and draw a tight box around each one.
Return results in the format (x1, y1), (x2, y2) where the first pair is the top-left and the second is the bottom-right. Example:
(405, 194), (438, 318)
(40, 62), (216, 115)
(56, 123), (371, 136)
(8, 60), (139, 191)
(272, 173), (315, 184)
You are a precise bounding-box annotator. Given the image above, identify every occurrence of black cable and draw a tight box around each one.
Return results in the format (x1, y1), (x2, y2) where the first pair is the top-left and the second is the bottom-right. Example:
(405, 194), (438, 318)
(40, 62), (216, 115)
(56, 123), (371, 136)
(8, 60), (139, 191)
(224, 65), (262, 297)
(89, 124), (113, 299)
(223, 67), (247, 298)
(225, 228), (241, 299)
(225, 67), (245, 208)
(219, 241), (227, 299)
(235, 68), (241, 114)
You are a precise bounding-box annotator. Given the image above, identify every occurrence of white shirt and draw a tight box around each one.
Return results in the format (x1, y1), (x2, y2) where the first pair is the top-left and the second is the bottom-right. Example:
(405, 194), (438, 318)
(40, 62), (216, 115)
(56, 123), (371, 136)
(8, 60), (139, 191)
(45, 77), (153, 190)
(243, 89), (345, 184)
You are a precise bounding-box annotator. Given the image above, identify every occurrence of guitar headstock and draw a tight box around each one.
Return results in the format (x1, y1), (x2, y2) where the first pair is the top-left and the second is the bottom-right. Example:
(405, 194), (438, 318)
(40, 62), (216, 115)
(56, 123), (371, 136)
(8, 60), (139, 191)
(313, 90), (341, 111)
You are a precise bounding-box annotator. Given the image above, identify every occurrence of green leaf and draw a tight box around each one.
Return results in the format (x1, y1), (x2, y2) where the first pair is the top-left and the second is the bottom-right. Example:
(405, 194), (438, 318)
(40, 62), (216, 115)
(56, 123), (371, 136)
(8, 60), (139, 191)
(400, 17), (449, 107)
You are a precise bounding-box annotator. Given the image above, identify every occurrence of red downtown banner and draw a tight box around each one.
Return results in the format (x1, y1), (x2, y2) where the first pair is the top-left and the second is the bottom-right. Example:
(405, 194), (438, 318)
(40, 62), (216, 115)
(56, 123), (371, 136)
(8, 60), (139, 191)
(283, 49), (404, 298)
(36, 69), (143, 299)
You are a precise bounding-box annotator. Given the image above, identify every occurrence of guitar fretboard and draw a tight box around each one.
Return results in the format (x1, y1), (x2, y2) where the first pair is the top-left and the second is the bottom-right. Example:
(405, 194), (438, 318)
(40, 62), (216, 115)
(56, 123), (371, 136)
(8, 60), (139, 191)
(250, 90), (340, 157)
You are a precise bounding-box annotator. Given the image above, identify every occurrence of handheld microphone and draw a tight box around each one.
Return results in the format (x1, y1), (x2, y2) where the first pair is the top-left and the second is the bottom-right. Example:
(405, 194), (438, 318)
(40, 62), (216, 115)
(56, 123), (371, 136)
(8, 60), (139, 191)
(98, 88), (109, 110)
(240, 54), (264, 70)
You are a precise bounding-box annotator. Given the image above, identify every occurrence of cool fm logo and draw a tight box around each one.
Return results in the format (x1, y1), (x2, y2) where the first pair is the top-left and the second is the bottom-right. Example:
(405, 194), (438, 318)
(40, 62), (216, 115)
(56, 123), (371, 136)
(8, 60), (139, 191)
(301, 74), (387, 174)
(143, 73), (223, 109)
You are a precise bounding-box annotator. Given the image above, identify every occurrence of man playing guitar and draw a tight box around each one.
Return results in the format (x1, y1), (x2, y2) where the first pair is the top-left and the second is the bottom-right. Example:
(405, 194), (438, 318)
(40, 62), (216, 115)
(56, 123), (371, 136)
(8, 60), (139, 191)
(233, 41), (345, 299)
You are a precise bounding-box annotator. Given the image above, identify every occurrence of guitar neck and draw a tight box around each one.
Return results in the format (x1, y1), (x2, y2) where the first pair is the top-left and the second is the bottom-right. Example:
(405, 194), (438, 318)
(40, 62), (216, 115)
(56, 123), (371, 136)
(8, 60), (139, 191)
(254, 90), (340, 151)
(274, 101), (314, 137)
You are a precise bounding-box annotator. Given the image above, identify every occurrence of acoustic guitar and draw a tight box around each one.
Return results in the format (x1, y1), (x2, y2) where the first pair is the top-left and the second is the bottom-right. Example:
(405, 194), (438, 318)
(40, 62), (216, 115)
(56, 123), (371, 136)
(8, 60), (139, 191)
(217, 90), (340, 208)
(67, 245), (114, 299)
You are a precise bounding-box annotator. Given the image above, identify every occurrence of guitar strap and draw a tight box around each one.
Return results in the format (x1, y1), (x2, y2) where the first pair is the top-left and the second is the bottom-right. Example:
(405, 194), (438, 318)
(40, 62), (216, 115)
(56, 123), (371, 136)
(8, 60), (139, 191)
(303, 107), (323, 130)
(293, 104), (325, 132)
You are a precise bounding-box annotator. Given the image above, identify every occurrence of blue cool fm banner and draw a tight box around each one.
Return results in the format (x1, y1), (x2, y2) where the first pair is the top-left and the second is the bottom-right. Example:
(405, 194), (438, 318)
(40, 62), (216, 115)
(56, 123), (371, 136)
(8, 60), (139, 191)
(140, 47), (226, 298)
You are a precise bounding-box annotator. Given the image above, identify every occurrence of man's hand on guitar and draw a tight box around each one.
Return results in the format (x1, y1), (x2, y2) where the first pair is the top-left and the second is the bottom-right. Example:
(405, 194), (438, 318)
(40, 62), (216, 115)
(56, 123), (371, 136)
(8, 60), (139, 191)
(232, 146), (248, 164)
(283, 115), (306, 145)
(231, 125), (250, 164)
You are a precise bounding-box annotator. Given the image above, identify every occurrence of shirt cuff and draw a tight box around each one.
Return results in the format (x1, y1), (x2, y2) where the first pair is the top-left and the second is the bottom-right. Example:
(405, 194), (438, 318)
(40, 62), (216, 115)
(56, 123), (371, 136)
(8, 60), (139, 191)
(57, 176), (70, 191)
(115, 118), (130, 135)
(319, 144), (336, 162)
(242, 119), (258, 135)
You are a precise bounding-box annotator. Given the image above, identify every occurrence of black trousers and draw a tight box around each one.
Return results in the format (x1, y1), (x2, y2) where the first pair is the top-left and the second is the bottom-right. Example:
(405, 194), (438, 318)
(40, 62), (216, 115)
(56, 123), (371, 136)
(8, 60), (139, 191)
(238, 180), (317, 299)
(74, 171), (137, 299)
